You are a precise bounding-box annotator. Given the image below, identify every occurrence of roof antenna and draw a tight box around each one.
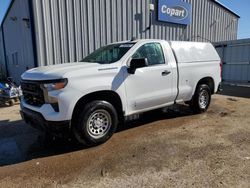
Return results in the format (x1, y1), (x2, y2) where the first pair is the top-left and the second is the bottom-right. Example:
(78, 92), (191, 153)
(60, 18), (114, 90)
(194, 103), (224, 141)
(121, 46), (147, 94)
(131, 36), (137, 41)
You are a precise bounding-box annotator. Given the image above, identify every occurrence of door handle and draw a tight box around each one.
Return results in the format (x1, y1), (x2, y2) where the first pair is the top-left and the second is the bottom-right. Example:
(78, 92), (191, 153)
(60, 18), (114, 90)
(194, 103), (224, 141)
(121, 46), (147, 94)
(162, 70), (171, 76)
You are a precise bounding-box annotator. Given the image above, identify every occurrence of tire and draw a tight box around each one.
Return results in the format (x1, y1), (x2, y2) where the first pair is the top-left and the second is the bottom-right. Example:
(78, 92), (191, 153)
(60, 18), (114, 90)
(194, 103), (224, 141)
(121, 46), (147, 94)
(190, 84), (211, 113)
(8, 99), (15, 106)
(42, 132), (56, 145)
(73, 100), (118, 146)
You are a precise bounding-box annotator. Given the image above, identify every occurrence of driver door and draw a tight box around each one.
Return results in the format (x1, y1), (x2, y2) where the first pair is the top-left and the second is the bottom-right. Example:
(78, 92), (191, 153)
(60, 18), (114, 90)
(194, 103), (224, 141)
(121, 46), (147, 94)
(124, 42), (175, 114)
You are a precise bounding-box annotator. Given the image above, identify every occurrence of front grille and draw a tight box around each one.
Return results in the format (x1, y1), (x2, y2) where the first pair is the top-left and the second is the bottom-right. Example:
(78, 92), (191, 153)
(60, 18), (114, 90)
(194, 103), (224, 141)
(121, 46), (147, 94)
(21, 81), (45, 107)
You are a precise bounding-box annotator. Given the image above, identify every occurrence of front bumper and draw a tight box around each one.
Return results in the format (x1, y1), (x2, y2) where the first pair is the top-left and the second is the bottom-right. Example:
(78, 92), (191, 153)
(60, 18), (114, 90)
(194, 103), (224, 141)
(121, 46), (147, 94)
(20, 107), (71, 137)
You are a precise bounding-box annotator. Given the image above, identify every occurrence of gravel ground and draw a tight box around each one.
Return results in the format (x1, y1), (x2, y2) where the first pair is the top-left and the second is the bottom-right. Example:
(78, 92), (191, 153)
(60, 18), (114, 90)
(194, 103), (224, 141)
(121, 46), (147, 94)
(0, 94), (249, 188)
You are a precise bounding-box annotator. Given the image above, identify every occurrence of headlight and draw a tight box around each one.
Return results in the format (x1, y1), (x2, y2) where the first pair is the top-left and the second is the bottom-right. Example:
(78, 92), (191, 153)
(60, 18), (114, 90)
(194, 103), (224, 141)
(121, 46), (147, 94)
(41, 79), (68, 111)
(42, 78), (68, 91)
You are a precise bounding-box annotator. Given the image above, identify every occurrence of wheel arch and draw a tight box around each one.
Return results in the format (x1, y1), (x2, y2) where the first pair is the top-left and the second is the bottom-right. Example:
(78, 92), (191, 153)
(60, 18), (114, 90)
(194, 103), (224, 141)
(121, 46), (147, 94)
(71, 90), (124, 127)
(195, 77), (215, 95)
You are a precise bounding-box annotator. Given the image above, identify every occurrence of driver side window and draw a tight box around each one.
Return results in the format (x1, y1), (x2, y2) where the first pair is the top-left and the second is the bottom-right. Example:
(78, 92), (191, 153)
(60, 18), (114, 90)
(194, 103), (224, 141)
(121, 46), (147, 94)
(132, 43), (165, 66)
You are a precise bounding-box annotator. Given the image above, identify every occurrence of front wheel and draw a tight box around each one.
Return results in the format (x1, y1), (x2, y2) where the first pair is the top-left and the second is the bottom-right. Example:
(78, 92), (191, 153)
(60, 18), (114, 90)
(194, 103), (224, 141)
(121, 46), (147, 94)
(8, 99), (15, 106)
(190, 84), (211, 113)
(73, 100), (118, 146)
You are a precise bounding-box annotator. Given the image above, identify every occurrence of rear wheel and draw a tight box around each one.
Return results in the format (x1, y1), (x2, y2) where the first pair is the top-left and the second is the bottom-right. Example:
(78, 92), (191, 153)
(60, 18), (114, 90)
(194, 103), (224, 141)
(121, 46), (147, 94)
(190, 84), (211, 113)
(73, 100), (118, 146)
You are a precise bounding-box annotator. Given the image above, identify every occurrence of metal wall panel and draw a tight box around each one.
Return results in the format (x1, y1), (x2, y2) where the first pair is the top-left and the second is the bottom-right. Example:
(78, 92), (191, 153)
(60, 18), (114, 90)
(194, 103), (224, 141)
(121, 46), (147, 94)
(2, 0), (35, 83)
(215, 39), (250, 83)
(31, 0), (239, 66)
(0, 28), (7, 79)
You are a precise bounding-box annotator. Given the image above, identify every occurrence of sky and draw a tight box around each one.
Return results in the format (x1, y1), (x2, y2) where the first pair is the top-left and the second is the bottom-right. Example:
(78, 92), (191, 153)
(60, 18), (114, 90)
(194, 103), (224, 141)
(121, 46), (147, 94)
(0, 0), (250, 39)
(0, 0), (10, 25)
(218, 0), (250, 39)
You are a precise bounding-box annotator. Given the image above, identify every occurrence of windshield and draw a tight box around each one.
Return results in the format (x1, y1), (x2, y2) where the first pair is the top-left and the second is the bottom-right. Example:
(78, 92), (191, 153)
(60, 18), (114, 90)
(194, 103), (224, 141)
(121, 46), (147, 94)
(80, 43), (135, 64)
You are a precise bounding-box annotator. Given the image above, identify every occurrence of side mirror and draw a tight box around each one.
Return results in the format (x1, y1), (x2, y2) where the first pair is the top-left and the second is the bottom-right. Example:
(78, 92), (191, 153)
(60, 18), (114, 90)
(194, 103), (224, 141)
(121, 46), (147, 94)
(127, 58), (148, 74)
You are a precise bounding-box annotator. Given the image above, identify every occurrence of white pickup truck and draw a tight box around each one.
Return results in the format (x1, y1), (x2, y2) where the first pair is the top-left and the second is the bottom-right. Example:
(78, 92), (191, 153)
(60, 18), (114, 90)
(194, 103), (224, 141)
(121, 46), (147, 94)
(20, 39), (221, 146)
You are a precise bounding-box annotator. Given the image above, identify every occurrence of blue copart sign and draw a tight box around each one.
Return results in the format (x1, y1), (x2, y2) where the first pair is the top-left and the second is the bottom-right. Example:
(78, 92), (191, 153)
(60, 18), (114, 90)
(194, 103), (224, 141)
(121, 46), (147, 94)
(158, 0), (192, 25)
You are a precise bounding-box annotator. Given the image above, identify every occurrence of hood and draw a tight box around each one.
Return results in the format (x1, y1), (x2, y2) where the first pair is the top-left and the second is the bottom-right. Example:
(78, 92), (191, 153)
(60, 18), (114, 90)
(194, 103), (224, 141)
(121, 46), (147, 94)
(21, 62), (102, 81)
